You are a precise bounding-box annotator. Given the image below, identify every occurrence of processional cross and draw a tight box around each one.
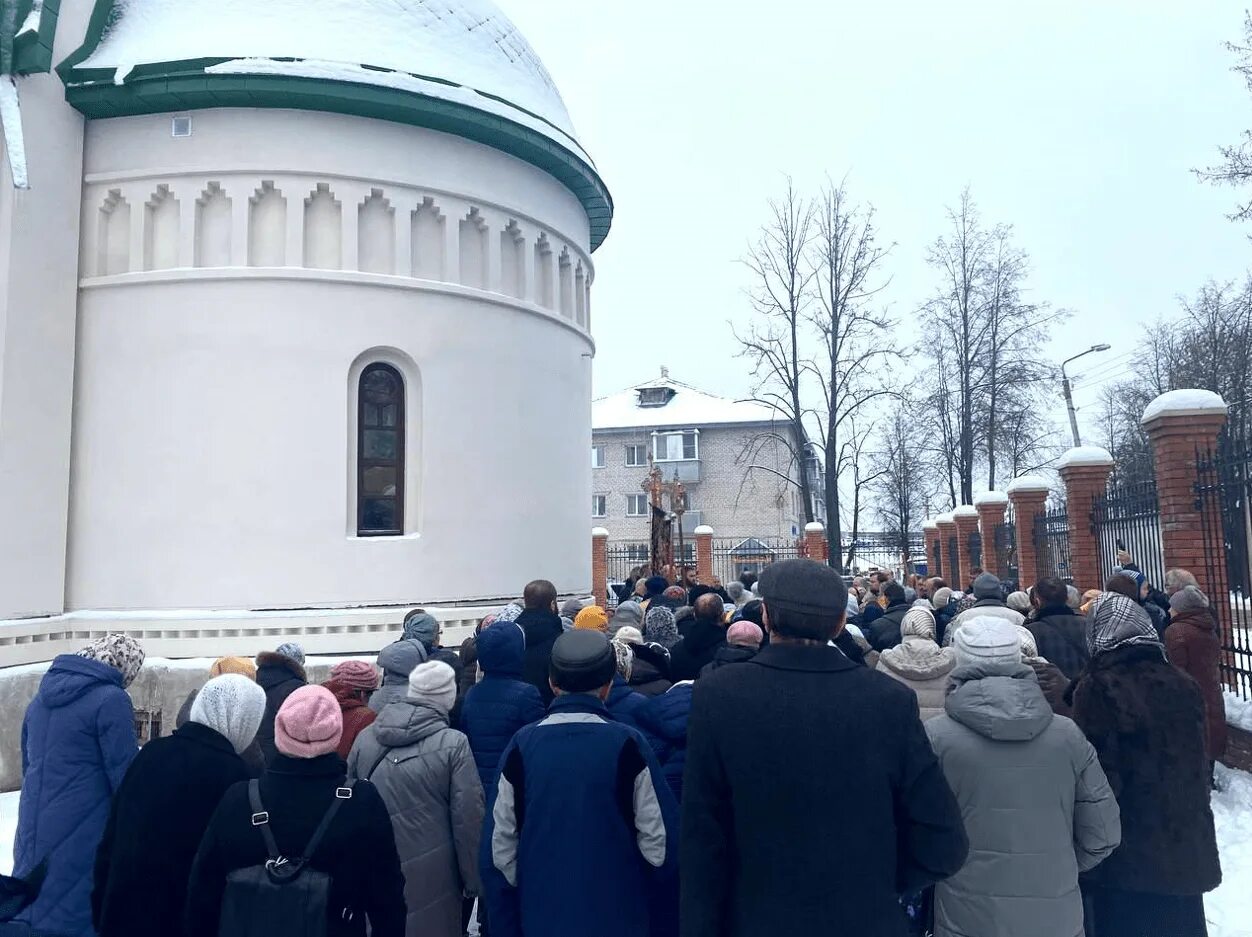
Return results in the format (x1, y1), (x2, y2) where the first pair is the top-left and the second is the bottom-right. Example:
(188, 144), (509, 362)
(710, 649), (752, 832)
(642, 457), (687, 574)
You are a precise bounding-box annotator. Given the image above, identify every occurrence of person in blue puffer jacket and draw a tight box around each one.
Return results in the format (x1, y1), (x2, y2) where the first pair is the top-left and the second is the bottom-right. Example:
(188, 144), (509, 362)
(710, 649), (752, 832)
(460, 621), (545, 797)
(605, 641), (651, 732)
(637, 681), (694, 804)
(14, 633), (144, 937)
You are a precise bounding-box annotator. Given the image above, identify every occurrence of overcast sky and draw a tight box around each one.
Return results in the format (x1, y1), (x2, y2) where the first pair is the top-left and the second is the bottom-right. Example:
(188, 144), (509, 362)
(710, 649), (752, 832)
(506, 0), (1250, 444)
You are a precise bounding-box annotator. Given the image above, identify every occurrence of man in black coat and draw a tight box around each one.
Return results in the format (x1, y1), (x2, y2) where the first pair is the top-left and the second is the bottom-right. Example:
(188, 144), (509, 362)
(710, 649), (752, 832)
(515, 579), (565, 705)
(668, 594), (728, 682)
(254, 646), (308, 767)
(93, 675), (268, 937)
(1025, 577), (1090, 680)
(681, 559), (969, 937)
(864, 581), (910, 651)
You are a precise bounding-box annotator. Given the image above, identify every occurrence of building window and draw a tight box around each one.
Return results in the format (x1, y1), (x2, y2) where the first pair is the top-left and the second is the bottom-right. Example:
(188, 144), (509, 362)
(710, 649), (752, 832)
(625, 443), (647, 467)
(627, 494), (648, 516)
(592, 495), (607, 517)
(357, 363), (405, 536)
(654, 430), (698, 462)
(592, 444), (606, 469)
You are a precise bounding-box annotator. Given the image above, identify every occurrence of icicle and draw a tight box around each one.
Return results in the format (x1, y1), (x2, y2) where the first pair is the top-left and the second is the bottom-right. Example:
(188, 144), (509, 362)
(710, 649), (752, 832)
(0, 75), (29, 189)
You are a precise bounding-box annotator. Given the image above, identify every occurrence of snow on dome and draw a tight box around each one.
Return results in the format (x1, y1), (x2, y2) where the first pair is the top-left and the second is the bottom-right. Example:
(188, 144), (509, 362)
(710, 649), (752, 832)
(935, 513), (955, 525)
(1006, 475), (1051, 495)
(1141, 389), (1228, 425)
(953, 505), (980, 519)
(973, 490), (1009, 507)
(76, 0), (581, 151)
(1057, 445), (1114, 470)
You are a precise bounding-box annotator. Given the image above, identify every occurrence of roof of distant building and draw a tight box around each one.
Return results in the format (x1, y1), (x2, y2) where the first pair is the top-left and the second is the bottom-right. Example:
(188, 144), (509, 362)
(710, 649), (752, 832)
(593, 369), (783, 432)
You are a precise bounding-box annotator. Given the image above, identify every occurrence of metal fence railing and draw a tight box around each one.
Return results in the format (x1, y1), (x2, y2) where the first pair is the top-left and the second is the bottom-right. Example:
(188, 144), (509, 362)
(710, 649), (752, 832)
(1033, 506), (1073, 584)
(1092, 479), (1164, 589)
(1196, 446), (1252, 697)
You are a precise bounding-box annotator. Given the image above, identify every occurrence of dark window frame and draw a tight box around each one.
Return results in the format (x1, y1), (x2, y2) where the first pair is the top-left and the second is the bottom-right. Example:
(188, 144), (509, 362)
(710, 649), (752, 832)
(357, 363), (406, 537)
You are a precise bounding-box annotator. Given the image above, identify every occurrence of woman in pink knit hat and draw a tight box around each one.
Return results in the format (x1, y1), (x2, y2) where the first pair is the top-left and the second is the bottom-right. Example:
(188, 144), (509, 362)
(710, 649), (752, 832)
(184, 685), (406, 937)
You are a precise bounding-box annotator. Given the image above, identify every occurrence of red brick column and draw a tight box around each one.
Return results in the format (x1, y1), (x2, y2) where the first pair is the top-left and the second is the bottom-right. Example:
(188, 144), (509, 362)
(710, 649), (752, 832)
(1142, 390), (1229, 602)
(804, 522), (828, 564)
(922, 521), (939, 577)
(694, 525), (715, 583)
(1007, 476), (1051, 589)
(936, 514), (959, 587)
(954, 506), (981, 589)
(1058, 447), (1115, 592)
(592, 527), (609, 606)
(974, 491), (1009, 578)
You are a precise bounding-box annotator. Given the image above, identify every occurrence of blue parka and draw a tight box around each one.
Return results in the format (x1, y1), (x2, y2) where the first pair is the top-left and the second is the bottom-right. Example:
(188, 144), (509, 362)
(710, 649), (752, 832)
(15, 655), (137, 937)
(637, 682), (693, 804)
(605, 673), (650, 731)
(460, 622), (544, 796)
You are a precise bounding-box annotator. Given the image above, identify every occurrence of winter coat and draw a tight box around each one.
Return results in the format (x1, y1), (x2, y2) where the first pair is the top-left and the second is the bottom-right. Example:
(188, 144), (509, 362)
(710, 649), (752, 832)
(1031, 659), (1073, 717)
(92, 722), (248, 937)
(681, 642), (969, 937)
(515, 608), (565, 705)
(481, 693), (678, 937)
(459, 623), (545, 796)
(1069, 644), (1222, 896)
(1165, 608), (1228, 761)
(876, 638), (956, 721)
(14, 655), (137, 937)
(185, 753), (406, 937)
(457, 634), (479, 697)
(864, 601), (910, 651)
(925, 663), (1121, 937)
(324, 679), (378, 760)
(348, 699), (484, 937)
(371, 638), (429, 714)
(254, 651), (307, 766)
(429, 647), (466, 723)
(945, 599), (1025, 644)
(175, 688), (265, 777)
(628, 645), (673, 697)
(1144, 600), (1169, 640)
(637, 682), (693, 803)
(1026, 605), (1090, 680)
(666, 618), (727, 682)
(699, 644), (757, 677)
(606, 673), (650, 731)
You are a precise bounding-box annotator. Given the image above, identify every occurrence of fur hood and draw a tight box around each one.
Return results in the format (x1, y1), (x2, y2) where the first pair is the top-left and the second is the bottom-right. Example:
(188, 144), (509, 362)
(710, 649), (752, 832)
(254, 651), (307, 685)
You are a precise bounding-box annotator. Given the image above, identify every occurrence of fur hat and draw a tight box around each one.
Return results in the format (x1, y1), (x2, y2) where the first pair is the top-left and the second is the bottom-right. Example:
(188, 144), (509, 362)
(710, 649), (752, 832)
(77, 633), (145, 688)
(952, 617), (1023, 669)
(274, 686), (343, 759)
(574, 605), (609, 632)
(330, 660), (378, 692)
(726, 621), (764, 648)
(209, 656), (257, 681)
(191, 674), (267, 754)
(274, 642), (305, 666)
(407, 660), (457, 714)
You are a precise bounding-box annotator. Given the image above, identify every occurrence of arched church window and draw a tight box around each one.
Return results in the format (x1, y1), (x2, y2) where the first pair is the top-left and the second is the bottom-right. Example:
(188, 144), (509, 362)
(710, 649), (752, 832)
(357, 364), (405, 536)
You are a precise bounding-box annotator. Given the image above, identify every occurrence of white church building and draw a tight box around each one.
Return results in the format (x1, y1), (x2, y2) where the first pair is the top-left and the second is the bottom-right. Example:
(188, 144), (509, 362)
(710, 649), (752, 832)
(0, 0), (611, 666)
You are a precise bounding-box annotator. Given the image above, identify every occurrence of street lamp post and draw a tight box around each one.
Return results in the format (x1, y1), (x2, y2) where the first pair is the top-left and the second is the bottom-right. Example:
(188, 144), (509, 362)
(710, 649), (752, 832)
(1061, 343), (1111, 447)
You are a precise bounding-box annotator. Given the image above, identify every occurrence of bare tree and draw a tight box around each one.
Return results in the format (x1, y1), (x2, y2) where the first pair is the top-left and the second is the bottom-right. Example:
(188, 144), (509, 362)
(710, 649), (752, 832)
(807, 178), (897, 568)
(1198, 12), (1252, 226)
(870, 408), (934, 571)
(735, 180), (818, 524)
(838, 419), (888, 570)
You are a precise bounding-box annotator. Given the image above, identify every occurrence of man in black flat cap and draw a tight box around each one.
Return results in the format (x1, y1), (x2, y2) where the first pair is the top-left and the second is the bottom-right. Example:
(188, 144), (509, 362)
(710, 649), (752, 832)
(480, 630), (678, 937)
(681, 558), (969, 937)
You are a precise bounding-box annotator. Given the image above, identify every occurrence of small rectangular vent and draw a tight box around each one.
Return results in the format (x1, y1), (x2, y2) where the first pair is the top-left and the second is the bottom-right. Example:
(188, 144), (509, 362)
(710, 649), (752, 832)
(171, 116), (192, 138)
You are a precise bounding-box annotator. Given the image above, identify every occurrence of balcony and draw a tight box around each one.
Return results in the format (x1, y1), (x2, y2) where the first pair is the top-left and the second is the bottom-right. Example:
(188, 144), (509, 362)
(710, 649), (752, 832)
(654, 458), (701, 484)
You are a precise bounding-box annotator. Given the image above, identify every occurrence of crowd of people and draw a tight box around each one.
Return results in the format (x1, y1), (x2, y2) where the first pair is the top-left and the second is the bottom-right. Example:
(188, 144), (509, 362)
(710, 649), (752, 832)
(0, 554), (1228, 937)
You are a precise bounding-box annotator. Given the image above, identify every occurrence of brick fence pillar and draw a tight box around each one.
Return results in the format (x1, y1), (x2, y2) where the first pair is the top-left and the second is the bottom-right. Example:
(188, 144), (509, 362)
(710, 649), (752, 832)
(922, 520), (939, 577)
(954, 505), (981, 590)
(1058, 447), (1116, 592)
(804, 522), (828, 564)
(1142, 389), (1229, 602)
(936, 513), (959, 587)
(1007, 476), (1051, 588)
(694, 525), (715, 584)
(592, 527), (609, 606)
(973, 491), (1009, 578)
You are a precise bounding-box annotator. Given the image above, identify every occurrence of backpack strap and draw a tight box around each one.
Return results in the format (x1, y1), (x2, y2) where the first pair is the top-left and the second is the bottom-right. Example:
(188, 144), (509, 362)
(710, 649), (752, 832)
(300, 781), (356, 862)
(365, 747), (390, 781)
(247, 779), (282, 861)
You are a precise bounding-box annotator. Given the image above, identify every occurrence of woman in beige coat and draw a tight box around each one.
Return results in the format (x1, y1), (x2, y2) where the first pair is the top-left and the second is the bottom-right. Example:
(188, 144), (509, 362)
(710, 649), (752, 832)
(875, 607), (955, 720)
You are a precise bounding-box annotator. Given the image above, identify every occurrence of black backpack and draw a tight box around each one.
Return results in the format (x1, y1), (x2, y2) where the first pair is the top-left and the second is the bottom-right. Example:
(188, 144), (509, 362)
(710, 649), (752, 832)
(217, 780), (356, 937)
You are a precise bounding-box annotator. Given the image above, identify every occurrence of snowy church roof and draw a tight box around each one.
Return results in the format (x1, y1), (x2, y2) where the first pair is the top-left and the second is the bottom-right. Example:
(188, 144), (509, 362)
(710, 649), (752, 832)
(59, 0), (613, 248)
(593, 371), (783, 432)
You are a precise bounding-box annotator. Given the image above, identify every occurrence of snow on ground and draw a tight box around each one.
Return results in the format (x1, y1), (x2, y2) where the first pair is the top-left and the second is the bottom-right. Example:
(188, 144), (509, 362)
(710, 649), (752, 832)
(1227, 690), (1252, 733)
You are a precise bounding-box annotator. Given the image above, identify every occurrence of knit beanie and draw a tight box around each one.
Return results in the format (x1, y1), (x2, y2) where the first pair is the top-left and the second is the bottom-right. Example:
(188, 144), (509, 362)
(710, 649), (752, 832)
(972, 573), (1004, 600)
(609, 601), (644, 633)
(77, 633), (145, 688)
(611, 640), (634, 680)
(190, 674), (267, 754)
(407, 660), (457, 714)
(901, 607), (937, 642)
(726, 621), (764, 648)
(560, 597), (588, 620)
(644, 575), (669, 598)
(931, 587), (954, 611)
(209, 656), (257, 681)
(330, 660), (378, 692)
(614, 626), (644, 646)
(275, 642), (305, 666)
(1170, 583), (1211, 614)
(1006, 591), (1032, 614)
(575, 605), (609, 632)
(402, 610), (440, 650)
(952, 617), (1023, 669)
(274, 685), (343, 759)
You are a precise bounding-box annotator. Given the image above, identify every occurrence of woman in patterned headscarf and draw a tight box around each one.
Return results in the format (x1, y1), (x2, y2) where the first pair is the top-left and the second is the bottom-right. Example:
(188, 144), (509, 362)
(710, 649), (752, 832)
(1068, 594), (1220, 937)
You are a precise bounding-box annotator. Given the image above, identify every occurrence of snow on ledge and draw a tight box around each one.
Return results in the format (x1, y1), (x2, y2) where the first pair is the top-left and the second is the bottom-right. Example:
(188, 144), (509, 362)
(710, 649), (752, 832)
(1141, 389), (1228, 425)
(693, 525), (714, 536)
(1006, 475), (1051, 495)
(592, 527), (609, 538)
(922, 519), (939, 529)
(1057, 445), (1114, 470)
(953, 505), (980, 519)
(804, 522), (825, 533)
(0, 78), (29, 190)
(973, 490), (1009, 507)
(934, 513), (955, 525)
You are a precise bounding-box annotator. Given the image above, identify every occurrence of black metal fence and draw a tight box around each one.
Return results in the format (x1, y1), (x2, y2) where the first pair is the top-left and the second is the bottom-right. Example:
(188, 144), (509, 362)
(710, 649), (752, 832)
(1033, 506), (1073, 584)
(947, 535), (959, 583)
(838, 531), (926, 575)
(1196, 445), (1252, 696)
(992, 520), (1018, 583)
(710, 537), (804, 587)
(1091, 479), (1164, 589)
(968, 530), (983, 572)
(931, 537), (943, 578)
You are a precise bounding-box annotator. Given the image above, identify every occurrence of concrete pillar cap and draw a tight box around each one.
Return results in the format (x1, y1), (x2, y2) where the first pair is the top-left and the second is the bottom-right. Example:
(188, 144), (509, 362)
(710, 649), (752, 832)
(1007, 475), (1051, 495)
(1141, 389), (1228, 426)
(693, 525), (715, 536)
(935, 513), (955, 525)
(973, 490), (1009, 507)
(953, 505), (981, 519)
(922, 519), (939, 530)
(592, 527), (610, 538)
(1057, 446), (1114, 470)
(804, 521), (825, 533)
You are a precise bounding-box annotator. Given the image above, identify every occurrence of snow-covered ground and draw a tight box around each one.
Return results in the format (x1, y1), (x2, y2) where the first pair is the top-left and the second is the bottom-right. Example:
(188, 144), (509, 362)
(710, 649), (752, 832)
(1, 769), (1250, 930)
